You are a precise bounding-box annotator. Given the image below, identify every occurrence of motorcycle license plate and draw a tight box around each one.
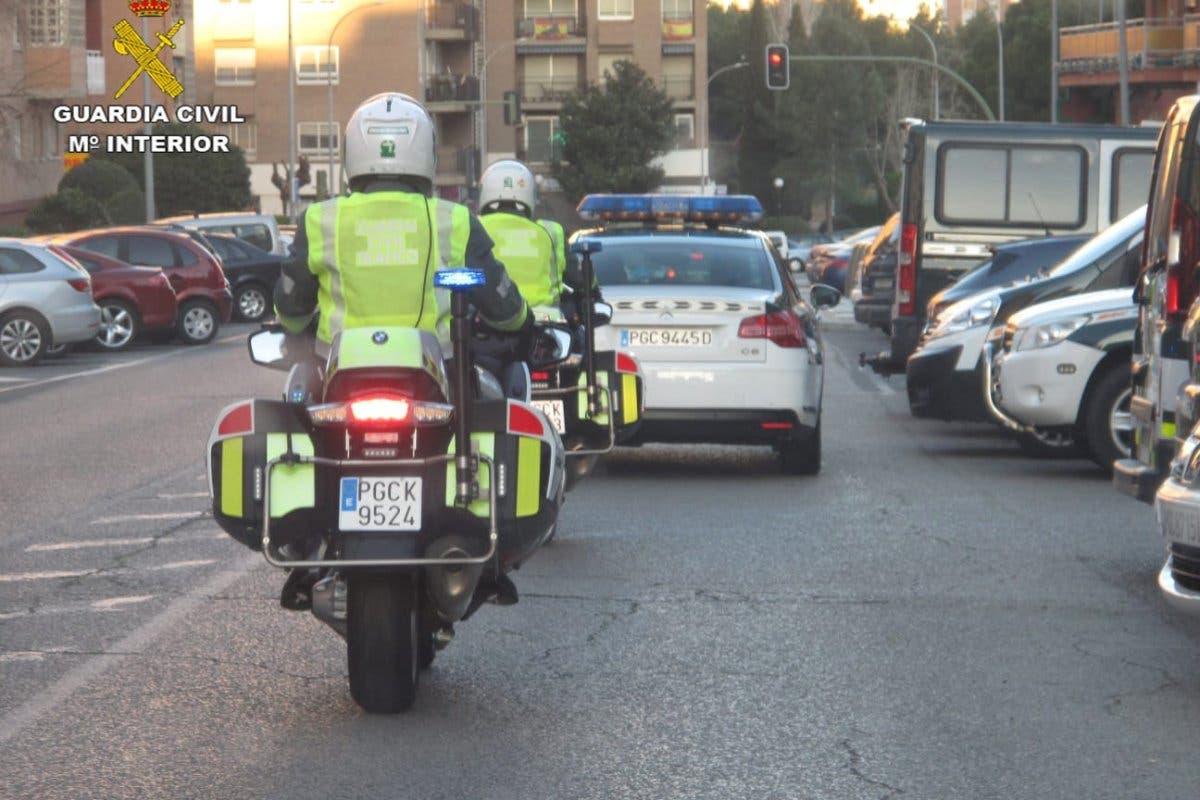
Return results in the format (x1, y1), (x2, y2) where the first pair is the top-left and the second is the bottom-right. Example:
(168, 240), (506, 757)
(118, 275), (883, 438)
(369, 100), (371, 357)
(620, 328), (712, 348)
(532, 399), (566, 433)
(339, 476), (422, 532)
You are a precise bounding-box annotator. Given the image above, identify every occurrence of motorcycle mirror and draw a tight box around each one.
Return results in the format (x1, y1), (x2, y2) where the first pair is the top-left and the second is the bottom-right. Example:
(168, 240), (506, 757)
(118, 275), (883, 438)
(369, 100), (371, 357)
(809, 283), (842, 310)
(593, 300), (613, 326)
(247, 329), (292, 371)
(528, 327), (574, 369)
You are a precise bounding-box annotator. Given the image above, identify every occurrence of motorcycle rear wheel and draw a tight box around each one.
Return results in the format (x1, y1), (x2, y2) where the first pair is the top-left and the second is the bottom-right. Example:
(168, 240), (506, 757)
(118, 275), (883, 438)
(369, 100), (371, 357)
(347, 572), (419, 713)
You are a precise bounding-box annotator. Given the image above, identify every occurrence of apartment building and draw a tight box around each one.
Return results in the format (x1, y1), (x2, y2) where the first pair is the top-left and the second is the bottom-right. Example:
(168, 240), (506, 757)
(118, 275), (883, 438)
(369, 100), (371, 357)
(941, 0), (1010, 29)
(1058, 0), (1200, 123)
(189, 0), (706, 214)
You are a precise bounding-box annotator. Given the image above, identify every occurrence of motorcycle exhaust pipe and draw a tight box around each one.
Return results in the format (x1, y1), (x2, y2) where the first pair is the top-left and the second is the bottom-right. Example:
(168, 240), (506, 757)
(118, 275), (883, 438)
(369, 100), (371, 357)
(423, 534), (485, 623)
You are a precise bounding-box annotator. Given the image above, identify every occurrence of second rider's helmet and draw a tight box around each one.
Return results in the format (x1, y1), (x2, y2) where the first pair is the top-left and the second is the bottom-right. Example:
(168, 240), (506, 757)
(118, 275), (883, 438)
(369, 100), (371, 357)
(343, 92), (437, 192)
(478, 159), (537, 216)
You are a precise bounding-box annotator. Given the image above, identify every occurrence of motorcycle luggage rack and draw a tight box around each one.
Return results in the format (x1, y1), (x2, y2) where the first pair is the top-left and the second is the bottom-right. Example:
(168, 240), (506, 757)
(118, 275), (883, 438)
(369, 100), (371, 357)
(260, 452), (498, 569)
(530, 383), (617, 456)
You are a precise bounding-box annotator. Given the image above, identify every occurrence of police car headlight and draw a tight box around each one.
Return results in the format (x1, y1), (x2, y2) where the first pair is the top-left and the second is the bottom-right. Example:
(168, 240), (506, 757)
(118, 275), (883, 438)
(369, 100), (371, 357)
(1014, 315), (1090, 352)
(932, 295), (1000, 338)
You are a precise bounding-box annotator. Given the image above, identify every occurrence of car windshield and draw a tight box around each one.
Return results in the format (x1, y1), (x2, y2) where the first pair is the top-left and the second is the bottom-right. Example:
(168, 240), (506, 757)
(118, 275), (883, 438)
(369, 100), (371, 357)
(1045, 205), (1147, 278)
(591, 237), (777, 291)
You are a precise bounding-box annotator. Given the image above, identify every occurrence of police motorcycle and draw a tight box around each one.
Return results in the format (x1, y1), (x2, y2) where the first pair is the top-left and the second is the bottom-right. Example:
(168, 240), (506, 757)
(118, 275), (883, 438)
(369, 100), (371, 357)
(528, 238), (645, 491)
(206, 268), (571, 713)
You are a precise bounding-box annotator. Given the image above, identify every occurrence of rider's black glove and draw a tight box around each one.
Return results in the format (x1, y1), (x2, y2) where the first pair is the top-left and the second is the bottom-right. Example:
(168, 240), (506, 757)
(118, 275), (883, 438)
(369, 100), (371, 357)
(516, 309), (537, 361)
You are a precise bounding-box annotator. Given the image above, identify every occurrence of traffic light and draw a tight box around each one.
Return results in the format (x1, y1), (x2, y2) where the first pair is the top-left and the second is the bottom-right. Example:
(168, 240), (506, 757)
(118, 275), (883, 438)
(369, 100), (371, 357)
(503, 90), (521, 126)
(766, 44), (789, 90)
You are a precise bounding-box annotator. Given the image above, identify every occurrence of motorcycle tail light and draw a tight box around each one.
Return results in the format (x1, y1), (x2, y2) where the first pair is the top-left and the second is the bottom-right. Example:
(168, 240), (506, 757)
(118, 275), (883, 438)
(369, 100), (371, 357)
(349, 396), (410, 425)
(308, 397), (452, 428)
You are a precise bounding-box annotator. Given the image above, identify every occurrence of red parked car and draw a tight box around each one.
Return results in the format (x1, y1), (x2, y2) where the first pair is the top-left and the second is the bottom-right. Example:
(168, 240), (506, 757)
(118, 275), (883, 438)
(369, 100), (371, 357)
(56, 246), (178, 351)
(65, 227), (232, 344)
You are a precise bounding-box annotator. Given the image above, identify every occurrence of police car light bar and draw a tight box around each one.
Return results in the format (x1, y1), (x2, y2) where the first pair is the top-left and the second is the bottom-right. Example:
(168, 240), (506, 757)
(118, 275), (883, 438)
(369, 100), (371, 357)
(576, 194), (764, 225)
(433, 268), (487, 289)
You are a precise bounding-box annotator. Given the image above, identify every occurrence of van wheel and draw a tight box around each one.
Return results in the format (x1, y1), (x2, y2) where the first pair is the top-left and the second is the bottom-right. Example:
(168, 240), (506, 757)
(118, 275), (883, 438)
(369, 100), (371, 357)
(347, 572), (419, 713)
(1084, 365), (1134, 471)
(177, 299), (218, 345)
(0, 311), (48, 366)
(1016, 427), (1087, 459)
(780, 420), (821, 475)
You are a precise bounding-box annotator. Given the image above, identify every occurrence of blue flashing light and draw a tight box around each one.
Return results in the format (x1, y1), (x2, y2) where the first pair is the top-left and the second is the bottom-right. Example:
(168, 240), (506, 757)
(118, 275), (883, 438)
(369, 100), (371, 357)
(433, 268), (487, 290)
(576, 194), (764, 225)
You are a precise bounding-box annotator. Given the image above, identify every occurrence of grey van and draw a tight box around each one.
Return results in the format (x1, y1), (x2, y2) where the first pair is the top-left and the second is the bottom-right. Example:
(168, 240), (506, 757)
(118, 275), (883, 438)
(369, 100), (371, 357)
(863, 119), (1157, 376)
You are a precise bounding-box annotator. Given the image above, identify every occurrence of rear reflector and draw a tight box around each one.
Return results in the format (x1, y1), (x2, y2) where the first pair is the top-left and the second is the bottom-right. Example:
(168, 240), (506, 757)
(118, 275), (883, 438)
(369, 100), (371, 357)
(66, 278), (90, 292)
(217, 401), (253, 437)
(508, 402), (545, 437)
(531, 371), (550, 382)
(761, 421), (794, 430)
(615, 352), (639, 373)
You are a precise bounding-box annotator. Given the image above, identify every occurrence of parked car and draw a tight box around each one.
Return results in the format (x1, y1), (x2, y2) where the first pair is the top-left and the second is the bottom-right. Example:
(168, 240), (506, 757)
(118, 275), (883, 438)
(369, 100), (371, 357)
(809, 225), (882, 293)
(197, 233), (285, 322)
(65, 227), (232, 345)
(905, 204), (1145, 437)
(1117, 97), (1200, 502)
(58, 245), (178, 351)
(0, 241), (100, 366)
(864, 118), (1157, 377)
(926, 234), (1091, 321)
(852, 213), (900, 329)
(985, 287), (1137, 469)
(788, 232), (835, 270)
(1153, 422), (1200, 613)
(155, 212), (287, 256)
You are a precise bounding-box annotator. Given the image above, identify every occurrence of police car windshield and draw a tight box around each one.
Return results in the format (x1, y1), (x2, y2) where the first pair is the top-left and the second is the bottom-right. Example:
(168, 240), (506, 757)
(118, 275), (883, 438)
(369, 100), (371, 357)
(1044, 205), (1146, 278)
(591, 238), (777, 290)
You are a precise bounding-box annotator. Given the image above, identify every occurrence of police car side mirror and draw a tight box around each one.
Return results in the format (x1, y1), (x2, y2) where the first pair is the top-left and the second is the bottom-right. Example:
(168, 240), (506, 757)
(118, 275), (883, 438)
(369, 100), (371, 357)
(593, 301), (613, 326)
(248, 329), (293, 371)
(809, 284), (841, 310)
(528, 326), (574, 369)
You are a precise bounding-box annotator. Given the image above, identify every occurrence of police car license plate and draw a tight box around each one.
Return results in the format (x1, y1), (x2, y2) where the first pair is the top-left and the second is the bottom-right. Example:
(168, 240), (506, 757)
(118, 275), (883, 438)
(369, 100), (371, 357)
(339, 476), (421, 532)
(621, 328), (712, 347)
(532, 400), (566, 433)
(1161, 501), (1200, 547)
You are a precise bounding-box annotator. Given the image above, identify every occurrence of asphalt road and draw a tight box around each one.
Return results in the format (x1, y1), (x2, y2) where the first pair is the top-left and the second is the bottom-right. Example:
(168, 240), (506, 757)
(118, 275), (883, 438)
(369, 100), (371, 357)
(2, 316), (1200, 799)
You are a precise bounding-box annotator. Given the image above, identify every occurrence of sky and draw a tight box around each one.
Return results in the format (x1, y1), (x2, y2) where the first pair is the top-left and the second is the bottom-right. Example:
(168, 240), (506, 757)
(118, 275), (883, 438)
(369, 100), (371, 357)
(716, 0), (934, 24)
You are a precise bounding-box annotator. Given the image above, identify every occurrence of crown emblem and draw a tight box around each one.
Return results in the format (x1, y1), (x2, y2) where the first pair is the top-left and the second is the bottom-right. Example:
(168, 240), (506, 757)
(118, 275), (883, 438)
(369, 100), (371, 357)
(128, 0), (170, 16)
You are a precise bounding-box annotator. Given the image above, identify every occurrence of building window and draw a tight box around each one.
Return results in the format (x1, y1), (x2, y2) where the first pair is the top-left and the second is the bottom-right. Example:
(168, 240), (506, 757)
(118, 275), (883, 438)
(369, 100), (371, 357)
(597, 52), (631, 80)
(661, 0), (693, 38)
(662, 55), (693, 100)
(673, 113), (694, 148)
(28, 0), (66, 46)
(298, 122), (339, 154)
(297, 45), (338, 84)
(522, 54), (579, 101)
(214, 48), (256, 86)
(525, 117), (561, 164)
(41, 111), (59, 158)
(661, 0), (690, 16)
(223, 120), (258, 155)
(525, 0), (575, 14)
(597, 0), (632, 19)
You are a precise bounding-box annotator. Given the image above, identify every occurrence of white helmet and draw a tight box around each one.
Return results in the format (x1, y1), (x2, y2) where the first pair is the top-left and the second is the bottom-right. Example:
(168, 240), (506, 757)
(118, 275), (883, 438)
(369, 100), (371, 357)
(478, 159), (537, 215)
(343, 92), (436, 188)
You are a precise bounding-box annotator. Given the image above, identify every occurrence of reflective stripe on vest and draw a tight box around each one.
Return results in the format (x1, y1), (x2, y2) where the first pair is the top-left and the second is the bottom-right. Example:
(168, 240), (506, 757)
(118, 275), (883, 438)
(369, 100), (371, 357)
(482, 212), (558, 308)
(538, 218), (567, 293)
(305, 192), (471, 346)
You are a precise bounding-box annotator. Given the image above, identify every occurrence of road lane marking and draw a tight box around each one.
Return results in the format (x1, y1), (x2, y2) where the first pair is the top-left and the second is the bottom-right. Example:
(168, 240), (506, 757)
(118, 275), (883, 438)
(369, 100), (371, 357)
(155, 492), (209, 499)
(0, 569), (96, 583)
(90, 511), (205, 525)
(0, 376), (28, 383)
(0, 652), (48, 663)
(91, 595), (154, 610)
(0, 551), (259, 746)
(0, 558), (217, 583)
(27, 537), (154, 552)
(149, 559), (216, 571)
(0, 595), (157, 621)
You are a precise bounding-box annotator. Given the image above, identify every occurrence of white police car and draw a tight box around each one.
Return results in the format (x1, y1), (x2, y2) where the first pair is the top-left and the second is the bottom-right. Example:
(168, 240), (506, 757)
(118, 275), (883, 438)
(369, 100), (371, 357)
(578, 195), (840, 474)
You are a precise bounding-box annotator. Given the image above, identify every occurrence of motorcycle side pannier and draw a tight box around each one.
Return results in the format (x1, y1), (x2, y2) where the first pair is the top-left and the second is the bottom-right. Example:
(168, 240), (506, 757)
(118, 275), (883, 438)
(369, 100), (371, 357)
(571, 350), (645, 443)
(206, 399), (319, 551)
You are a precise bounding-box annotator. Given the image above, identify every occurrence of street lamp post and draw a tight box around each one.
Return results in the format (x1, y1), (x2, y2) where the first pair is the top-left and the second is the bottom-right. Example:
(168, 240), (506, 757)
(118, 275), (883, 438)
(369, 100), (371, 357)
(702, 59), (749, 194)
(910, 23), (939, 120)
(327, 1), (386, 197)
(773, 176), (784, 216)
(997, 19), (1005, 121)
(287, 0), (296, 223)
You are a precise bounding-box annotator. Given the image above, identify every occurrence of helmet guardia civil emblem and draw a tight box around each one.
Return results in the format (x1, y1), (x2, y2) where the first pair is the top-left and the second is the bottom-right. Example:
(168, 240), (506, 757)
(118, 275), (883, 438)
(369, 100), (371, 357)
(112, 0), (185, 100)
(380, 140), (396, 158)
(503, 177), (514, 188)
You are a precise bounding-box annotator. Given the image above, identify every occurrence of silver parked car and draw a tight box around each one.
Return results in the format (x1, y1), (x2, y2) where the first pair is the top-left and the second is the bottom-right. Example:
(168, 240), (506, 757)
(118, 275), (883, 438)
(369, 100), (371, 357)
(0, 240), (101, 366)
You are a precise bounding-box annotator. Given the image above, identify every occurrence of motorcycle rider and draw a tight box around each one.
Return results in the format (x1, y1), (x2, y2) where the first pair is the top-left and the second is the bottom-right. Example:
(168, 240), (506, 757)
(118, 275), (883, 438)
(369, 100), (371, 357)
(272, 92), (533, 608)
(275, 92), (532, 364)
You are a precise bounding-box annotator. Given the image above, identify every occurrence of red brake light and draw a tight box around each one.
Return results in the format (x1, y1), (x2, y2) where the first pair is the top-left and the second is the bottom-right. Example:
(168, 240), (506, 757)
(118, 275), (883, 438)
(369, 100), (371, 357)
(508, 401), (545, 437)
(217, 401), (254, 437)
(738, 310), (806, 348)
(897, 222), (918, 316)
(1166, 197), (1199, 320)
(530, 371), (550, 382)
(349, 395), (411, 426)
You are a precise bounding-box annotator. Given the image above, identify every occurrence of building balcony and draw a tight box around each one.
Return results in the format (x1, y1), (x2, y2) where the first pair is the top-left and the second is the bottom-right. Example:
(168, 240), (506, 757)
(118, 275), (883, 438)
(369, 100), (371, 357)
(425, 73), (480, 112)
(516, 14), (584, 39)
(661, 14), (694, 41)
(1059, 17), (1200, 83)
(86, 50), (106, 96)
(426, 1), (479, 40)
(521, 76), (583, 104)
(517, 142), (563, 165)
(435, 145), (478, 183)
(662, 75), (694, 100)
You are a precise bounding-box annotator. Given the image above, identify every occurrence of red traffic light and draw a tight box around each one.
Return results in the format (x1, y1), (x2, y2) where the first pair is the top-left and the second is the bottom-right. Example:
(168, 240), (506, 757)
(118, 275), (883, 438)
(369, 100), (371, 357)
(769, 52), (783, 66)
(765, 44), (789, 90)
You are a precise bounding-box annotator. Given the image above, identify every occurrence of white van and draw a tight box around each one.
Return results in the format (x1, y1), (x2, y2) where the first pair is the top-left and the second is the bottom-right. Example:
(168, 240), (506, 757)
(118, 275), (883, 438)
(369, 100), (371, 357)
(155, 213), (287, 256)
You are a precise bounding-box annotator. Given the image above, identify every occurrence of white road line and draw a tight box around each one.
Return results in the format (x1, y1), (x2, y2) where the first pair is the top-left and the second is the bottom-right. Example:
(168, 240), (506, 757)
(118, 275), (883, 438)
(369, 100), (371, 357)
(155, 492), (209, 499)
(0, 376), (28, 383)
(0, 595), (156, 621)
(0, 558), (217, 584)
(0, 652), (47, 663)
(0, 569), (96, 583)
(27, 537), (154, 553)
(149, 559), (216, 571)
(91, 595), (154, 610)
(90, 511), (204, 525)
(0, 551), (259, 746)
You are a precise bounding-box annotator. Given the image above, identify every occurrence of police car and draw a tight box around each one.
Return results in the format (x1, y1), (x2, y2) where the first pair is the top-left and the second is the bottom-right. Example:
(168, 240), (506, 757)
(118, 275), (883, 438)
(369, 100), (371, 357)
(577, 195), (840, 474)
